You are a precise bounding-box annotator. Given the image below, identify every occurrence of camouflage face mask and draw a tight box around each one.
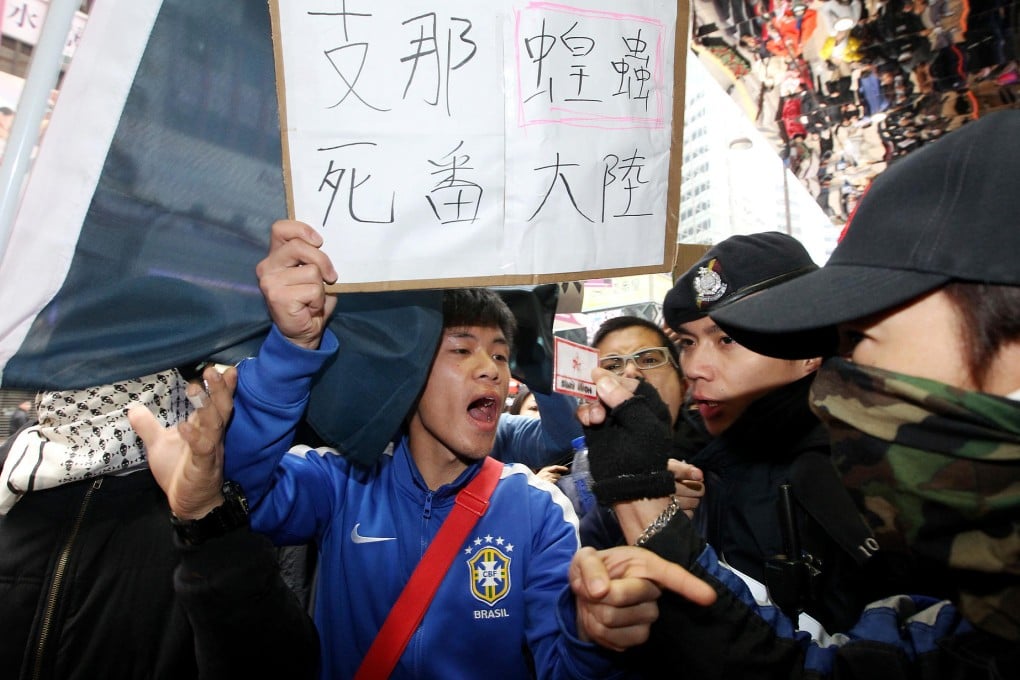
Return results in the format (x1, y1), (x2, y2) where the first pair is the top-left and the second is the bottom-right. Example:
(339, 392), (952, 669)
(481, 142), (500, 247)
(809, 358), (1020, 641)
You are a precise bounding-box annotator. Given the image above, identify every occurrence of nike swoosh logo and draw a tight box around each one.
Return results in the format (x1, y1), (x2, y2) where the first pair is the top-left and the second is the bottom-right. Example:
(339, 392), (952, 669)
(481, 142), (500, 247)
(350, 523), (397, 544)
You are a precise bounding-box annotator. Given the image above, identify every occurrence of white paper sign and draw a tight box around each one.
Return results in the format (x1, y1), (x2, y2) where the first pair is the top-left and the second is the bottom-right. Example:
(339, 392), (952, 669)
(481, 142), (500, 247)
(272, 0), (682, 290)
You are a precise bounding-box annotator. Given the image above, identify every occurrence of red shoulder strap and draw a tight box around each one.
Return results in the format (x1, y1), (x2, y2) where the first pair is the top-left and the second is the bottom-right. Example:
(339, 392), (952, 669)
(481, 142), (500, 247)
(354, 456), (502, 680)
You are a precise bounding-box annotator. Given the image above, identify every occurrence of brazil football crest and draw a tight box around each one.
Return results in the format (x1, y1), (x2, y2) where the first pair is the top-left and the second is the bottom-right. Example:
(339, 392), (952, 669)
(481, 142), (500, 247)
(466, 536), (512, 606)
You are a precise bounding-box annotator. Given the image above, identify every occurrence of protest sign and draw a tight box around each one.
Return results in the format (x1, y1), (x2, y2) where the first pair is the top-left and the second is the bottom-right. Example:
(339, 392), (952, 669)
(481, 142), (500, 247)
(271, 0), (687, 291)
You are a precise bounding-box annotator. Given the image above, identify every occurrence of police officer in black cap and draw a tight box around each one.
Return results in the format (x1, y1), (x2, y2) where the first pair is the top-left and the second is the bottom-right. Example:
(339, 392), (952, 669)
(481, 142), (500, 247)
(660, 231), (887, 633)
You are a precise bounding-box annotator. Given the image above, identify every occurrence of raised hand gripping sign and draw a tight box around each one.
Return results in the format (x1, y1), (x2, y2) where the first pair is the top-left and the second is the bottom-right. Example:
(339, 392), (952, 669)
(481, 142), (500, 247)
(270, 0), (686, 291)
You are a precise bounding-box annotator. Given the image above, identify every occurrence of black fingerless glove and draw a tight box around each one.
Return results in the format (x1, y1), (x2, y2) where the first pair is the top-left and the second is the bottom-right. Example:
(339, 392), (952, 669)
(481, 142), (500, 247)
(583, 380), (675, 504)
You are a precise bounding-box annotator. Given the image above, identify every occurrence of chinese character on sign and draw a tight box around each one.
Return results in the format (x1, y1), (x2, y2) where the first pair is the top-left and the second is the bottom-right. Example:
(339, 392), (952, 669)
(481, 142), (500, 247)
(6, 2), (40, 30)
(1, 1), (90, 58)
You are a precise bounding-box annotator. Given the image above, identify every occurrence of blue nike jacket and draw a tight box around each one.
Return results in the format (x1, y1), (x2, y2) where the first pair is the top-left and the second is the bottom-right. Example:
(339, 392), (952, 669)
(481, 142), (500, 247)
(224, 326), (623, 680)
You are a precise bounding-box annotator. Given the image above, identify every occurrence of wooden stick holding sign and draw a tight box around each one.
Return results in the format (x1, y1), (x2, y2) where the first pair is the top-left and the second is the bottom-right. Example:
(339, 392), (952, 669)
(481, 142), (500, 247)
(270, 0), (687, 291)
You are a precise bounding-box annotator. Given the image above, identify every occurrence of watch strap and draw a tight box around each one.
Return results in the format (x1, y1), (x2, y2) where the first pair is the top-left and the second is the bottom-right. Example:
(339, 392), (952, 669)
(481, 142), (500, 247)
(171, 480), (250, 546)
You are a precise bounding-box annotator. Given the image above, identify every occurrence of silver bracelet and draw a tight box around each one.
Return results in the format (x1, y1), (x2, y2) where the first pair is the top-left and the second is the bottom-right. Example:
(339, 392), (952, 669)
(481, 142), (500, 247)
(635, 495), (681, 546)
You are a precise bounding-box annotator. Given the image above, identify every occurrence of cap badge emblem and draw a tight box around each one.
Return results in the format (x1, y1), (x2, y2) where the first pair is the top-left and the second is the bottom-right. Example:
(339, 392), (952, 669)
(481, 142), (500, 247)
(693, 259), (727, 308)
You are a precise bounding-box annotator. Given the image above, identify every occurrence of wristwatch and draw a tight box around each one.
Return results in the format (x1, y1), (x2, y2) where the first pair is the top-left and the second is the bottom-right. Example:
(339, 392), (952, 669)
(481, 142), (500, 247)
(170, 480), (250, 546)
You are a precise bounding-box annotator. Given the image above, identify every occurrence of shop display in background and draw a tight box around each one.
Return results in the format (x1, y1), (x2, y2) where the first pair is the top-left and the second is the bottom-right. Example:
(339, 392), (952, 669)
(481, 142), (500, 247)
(690, 0), (1020, 225)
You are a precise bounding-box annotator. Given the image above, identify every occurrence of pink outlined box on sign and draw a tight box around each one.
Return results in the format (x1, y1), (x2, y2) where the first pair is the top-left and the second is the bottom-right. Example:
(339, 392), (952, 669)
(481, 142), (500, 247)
(514, 2), (667, 130)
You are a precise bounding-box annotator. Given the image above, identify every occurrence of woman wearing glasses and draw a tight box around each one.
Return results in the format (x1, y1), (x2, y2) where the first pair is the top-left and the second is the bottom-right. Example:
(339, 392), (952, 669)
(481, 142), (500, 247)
(590, 316), (709, 462)
(575, 316), (713, 551)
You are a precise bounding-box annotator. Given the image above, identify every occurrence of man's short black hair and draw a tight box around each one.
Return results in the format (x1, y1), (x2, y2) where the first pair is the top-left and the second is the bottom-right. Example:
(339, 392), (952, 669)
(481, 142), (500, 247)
(591, 315), (680, 370)
(442, 288), (517, 349)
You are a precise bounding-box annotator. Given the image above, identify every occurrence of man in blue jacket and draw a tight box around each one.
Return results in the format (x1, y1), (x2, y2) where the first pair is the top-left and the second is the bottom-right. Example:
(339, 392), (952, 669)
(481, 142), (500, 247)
(222, 220), (714, 678)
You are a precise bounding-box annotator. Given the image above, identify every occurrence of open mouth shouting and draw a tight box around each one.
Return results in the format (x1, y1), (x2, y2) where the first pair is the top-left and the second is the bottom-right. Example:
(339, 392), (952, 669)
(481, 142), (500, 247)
(468, 395), (501, 430)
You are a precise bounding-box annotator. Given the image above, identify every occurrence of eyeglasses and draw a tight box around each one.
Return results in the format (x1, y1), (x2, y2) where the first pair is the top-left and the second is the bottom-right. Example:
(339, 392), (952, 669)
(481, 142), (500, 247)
(598, 347), (677, 375)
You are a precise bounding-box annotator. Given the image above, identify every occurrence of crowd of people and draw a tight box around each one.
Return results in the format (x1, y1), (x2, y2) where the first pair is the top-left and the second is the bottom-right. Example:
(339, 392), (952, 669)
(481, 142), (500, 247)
(572, 109), (1019, 677)
(0, 109), (1016, 678)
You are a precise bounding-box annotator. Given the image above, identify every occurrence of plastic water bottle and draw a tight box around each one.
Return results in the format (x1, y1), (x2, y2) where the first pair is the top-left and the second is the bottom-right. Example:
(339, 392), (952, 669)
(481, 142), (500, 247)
(559, 436), (597, 517)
